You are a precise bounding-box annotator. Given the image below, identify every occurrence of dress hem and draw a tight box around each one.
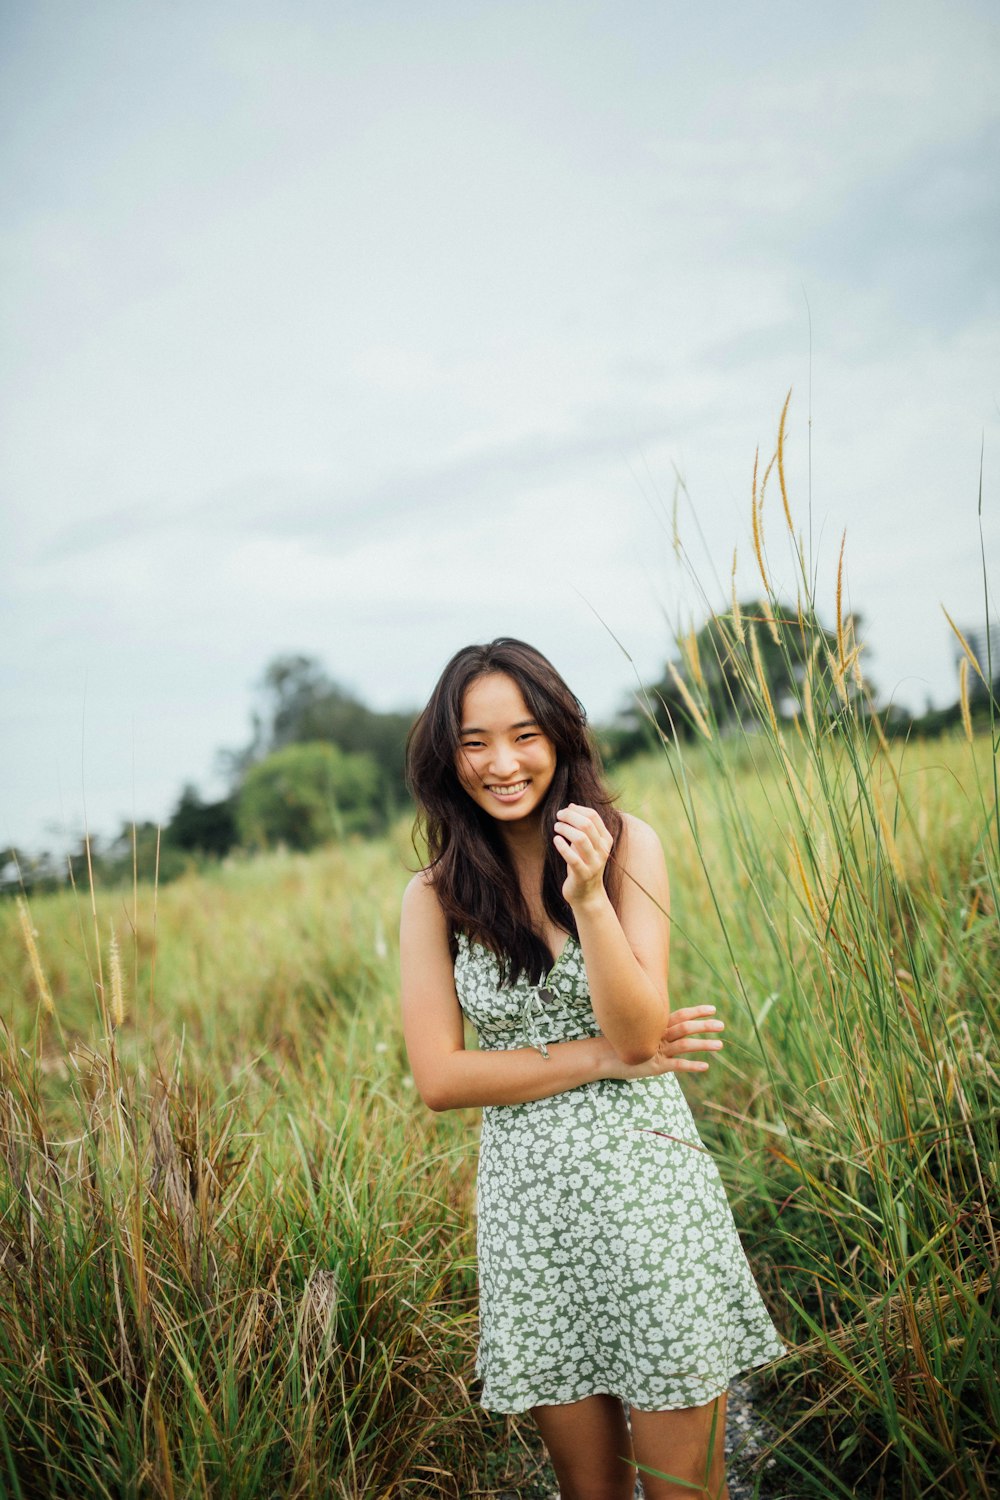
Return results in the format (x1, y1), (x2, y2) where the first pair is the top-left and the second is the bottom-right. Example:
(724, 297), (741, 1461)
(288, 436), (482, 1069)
(476, 1343), (787, 1416)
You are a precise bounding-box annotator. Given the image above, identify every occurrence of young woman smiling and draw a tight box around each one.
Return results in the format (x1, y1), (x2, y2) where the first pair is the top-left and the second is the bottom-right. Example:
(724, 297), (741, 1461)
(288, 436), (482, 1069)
(400, 639), (784, 1500)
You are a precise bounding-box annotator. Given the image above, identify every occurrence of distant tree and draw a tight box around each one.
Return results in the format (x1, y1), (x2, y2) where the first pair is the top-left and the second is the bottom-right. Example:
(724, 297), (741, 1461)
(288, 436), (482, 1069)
(167, 784), (238, 856)
(93, 822), (190, 887)
(235, 741), (382, 851)
(253, 655), (332, 756)
(220, 654), (414, 819)
(0, 846), (49, 896)
(608, 600), (873, 758)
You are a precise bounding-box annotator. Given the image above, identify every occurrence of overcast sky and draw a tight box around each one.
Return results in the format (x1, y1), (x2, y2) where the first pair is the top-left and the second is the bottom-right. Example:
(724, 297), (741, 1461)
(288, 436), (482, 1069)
(2, 0), (998, 856)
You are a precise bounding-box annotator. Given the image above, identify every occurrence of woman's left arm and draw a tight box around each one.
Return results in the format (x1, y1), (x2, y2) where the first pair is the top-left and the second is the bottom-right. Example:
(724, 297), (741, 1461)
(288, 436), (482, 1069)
(553, 806), (671, 1064)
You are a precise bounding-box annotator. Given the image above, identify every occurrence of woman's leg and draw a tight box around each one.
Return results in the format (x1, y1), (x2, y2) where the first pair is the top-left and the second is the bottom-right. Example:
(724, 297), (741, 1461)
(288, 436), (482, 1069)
(629, 1392), (730, 1500)
(530, 1393), (637, 1500)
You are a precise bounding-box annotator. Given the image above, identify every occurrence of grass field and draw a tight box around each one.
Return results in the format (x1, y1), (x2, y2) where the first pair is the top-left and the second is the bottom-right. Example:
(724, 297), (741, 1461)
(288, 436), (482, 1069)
(1, 716), (996, 1499)
(3, 444), (998, 1497)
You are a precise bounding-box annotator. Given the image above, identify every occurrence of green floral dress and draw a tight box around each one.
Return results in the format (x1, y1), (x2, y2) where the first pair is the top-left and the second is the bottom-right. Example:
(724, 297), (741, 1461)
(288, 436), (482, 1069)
(453, 930), (786, 1413)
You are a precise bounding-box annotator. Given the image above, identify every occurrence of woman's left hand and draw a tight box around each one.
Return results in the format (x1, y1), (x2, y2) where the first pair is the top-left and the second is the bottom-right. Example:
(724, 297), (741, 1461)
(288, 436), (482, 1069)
(553, 804), (613, 908)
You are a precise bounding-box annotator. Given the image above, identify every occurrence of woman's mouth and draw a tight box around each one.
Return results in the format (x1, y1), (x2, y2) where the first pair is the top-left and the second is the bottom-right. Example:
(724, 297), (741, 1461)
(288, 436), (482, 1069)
(486, 780), (529, 802)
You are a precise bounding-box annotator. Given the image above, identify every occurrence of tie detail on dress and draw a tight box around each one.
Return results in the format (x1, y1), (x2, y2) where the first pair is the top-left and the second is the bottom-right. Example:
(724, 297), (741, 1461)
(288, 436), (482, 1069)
(522, 986), (554, 1058)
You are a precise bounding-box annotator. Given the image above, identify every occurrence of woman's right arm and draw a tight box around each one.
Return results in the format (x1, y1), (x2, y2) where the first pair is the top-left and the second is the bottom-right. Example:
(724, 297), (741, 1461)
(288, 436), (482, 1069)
(399, 874), (722, 1112)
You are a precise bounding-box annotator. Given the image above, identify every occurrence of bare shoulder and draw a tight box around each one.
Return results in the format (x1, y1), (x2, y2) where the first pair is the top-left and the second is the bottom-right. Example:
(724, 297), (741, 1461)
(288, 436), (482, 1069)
(402, 867), (435, 902)
(400, 868), (448, 935)
(615, 813), (670, 977)
(619, 812), (668, 875)
(617, 812), (670, 914)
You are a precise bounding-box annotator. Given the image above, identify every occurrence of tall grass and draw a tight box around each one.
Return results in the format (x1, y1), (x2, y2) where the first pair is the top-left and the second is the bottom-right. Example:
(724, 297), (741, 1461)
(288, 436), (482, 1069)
(616, 406), (999, 1496)
(0, 837), (547, 1498)
(3, 743), (995, 1496)
(1, 417), (996, 1496)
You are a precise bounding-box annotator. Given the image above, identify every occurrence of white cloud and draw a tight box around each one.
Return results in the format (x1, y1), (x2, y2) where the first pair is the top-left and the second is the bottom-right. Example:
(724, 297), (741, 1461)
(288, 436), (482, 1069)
(2, 0), (998, 851)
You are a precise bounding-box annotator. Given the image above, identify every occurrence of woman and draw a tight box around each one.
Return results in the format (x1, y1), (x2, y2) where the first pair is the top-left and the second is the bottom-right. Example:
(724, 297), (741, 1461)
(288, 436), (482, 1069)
(399, 638), (784, 1500)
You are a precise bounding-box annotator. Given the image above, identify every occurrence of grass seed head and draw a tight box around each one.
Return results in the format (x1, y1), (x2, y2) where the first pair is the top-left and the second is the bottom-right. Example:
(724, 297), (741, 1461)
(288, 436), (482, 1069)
(16, 896), (54, 1014)
(942, 606), (986, 686)
(731, 549), (745, 644)
(749, 624), (780, 734)
(959, 658), (973, 742)
(851, 644), (865, 694)
(684, 624), (706, 690)
(109, 924), (125, 1028)
(828, 648), (849, 707)
(777, 386), (794, 534)
(667, 660), (713, 741)
(751, 447), (773, 595)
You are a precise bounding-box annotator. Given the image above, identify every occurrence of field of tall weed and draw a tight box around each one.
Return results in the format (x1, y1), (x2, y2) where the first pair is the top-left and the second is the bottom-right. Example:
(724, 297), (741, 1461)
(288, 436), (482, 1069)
(1, 425), (997, 1497)
(1, 834), (517, 1498)
(2, 733), (996, 1497)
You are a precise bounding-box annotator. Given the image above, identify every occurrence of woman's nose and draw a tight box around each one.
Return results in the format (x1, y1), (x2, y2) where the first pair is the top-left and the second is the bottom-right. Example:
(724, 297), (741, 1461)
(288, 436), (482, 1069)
(488, 743), (519, 777)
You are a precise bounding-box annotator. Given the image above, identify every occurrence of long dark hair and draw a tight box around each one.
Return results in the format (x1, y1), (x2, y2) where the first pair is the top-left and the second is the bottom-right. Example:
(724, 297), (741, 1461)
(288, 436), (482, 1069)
(406, 638), (624, 984)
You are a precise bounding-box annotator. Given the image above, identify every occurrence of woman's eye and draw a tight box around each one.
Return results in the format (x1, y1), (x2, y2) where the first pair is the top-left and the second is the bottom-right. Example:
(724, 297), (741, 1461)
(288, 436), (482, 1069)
(461, 741), (484, 750)
(517, 733), (537, 742)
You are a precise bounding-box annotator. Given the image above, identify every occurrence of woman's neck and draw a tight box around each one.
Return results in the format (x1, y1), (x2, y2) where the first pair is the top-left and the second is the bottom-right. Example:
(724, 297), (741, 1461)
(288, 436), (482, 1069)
(497, 810), (546, 880)
(494, 812), (567, 948)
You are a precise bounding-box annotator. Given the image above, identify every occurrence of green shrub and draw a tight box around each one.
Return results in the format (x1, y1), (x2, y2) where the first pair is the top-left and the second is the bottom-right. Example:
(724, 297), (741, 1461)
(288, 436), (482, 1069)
(236, 742), (381, 850)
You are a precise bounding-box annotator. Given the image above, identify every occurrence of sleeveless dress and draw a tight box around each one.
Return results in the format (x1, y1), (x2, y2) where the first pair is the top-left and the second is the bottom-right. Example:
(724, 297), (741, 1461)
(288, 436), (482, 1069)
(453, 930), (786, 1413)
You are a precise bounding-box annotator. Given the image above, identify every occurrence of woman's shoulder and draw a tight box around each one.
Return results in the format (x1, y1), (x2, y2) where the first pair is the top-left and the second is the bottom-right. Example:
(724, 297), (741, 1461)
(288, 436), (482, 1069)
(617, 811), (669, 878)
(401, 868), (448, 928)
(619, 810), (664, 853)
(402, 866), (437, 907)
(615, 812), (670, 925)
(400, 868), (455, 966)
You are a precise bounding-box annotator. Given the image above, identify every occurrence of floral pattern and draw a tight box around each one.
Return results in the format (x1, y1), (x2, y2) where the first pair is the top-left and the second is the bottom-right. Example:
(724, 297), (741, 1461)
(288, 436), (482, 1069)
(453, 930), (786, 1413)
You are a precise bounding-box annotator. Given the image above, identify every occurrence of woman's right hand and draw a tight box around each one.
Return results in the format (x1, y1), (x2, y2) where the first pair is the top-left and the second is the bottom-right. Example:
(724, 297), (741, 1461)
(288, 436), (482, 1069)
(598, 1005), (725, 1079)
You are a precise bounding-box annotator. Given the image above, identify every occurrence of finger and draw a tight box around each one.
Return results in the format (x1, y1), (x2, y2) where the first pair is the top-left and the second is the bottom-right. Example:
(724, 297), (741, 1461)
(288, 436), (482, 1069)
(553, 832), (604, 870)
(553, 819), (611, 860)
(659, 1059), (711, 1073)
(557, 803), (597, 821)
(553, 834), (587, 866)
(668, 1005), (718, 1022)
(661, 1037), (724, 1055)
(553, 826), (605, 867)
(553, 818), (605, 851)
(552, 820), (589, 843)
(663, 1018), (725, 1038)
(557, 806), (611, 840)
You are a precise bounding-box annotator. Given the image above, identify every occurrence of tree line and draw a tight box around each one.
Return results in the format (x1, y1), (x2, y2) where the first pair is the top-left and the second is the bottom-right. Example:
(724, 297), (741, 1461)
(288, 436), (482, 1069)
(3, 604), (988, 894)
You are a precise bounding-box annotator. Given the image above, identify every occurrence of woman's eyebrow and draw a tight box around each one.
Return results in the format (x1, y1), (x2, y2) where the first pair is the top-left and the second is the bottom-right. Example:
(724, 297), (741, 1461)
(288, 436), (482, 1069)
(460, 718), (539, 734)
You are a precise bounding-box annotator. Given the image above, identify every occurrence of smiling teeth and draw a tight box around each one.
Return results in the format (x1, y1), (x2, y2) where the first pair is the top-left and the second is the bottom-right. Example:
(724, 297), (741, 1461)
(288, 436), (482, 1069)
(490, 781), (528, 797)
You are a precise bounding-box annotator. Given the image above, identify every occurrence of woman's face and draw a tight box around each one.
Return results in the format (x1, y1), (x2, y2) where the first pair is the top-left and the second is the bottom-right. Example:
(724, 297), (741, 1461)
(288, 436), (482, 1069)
(455, 672), (557, 824)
